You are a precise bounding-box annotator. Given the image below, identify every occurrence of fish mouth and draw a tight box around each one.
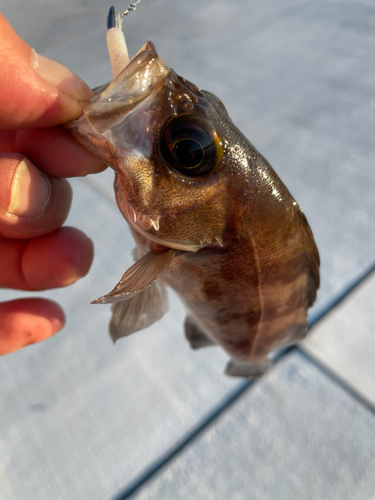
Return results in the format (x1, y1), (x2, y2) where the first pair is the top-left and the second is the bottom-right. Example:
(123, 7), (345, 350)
(67, 41), (171, 168)
(81, 41), (170, 135)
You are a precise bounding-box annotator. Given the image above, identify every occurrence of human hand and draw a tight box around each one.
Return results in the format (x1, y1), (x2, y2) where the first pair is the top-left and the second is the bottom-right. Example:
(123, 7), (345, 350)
(0, 14), (106, 354)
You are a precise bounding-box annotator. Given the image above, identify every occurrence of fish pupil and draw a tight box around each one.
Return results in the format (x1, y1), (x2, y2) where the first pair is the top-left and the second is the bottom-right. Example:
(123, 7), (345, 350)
(159, 115), (222, 179)
(173, 139), (204, 169)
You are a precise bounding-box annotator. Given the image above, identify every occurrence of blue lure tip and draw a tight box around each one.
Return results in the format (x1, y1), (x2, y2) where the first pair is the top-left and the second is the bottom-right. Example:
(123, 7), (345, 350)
(107, 6), (122, 30)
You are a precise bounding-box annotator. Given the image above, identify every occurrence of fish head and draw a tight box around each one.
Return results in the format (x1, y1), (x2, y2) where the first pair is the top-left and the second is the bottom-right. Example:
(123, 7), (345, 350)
(70, 42), (234, 252)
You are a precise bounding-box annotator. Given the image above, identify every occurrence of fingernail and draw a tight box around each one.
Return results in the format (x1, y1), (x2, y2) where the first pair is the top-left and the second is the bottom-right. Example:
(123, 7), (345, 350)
(8, 158), (51, 217)
(31, 50), (94, 101)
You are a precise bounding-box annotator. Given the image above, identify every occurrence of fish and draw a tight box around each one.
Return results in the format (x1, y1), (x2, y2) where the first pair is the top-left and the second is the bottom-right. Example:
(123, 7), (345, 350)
(69, 41), (320, 378)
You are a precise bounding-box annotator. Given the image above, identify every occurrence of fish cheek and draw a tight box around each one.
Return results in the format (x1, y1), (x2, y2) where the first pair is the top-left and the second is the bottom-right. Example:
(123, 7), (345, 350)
(114, 149), (230, 248)
(148, 199), (227, 245)
(147, 175), (230, 246)
(114, 154), (157, 215)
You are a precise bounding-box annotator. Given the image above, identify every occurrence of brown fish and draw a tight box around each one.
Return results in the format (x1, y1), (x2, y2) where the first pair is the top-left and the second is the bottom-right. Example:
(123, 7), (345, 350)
(70, 42), (320, 378)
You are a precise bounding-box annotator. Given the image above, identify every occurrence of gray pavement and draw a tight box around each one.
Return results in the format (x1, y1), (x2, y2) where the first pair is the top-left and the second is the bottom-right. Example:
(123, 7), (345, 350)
(131, 352), (375, 500)
(1, 1), (375, 499)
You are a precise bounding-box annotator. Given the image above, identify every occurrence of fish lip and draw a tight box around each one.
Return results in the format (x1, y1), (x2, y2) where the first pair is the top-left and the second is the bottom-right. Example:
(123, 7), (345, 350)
(81, 43), (170, 135)
(121, 202), (204, 252)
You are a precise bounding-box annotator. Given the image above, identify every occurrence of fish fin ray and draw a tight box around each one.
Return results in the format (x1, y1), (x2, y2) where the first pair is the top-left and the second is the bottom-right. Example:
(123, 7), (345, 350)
(278, 324), (308, 348)
(109, 280), (169, 341)
(92, 248), (176, 304)
(225, 359), (271, 378)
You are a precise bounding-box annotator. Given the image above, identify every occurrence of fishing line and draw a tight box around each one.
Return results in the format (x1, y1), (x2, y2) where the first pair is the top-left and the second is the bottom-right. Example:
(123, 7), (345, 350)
(121, 0), (142, 17)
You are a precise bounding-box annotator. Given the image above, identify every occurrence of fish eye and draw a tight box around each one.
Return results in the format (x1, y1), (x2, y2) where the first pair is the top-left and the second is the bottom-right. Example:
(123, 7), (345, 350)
(159, 115), (222, 178)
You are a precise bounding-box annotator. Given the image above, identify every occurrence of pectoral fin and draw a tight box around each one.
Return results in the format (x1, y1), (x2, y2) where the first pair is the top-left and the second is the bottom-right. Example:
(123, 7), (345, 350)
(92, 248), (176, 304)
(110, 279), (169, 341)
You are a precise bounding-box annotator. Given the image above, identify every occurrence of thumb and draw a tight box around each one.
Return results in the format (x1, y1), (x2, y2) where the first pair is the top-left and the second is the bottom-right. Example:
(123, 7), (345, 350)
(0, 14), (94, 130)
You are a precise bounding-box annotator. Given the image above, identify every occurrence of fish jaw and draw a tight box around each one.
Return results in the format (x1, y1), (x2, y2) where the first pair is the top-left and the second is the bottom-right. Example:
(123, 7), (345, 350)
(81, 41), (170, 135)
(69, 41), (170, 167)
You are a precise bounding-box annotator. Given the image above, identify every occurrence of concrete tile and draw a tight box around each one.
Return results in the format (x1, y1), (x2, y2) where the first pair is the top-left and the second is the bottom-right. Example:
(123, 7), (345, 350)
(302, 271), (375, 407)
(1, 0), (108, 53)
(131, 352), (375, 500)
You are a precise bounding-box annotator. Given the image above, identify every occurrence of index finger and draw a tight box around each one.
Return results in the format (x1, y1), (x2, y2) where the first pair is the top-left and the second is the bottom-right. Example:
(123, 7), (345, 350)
(1, 128), (106, 177)
(0, 14), (93, 129)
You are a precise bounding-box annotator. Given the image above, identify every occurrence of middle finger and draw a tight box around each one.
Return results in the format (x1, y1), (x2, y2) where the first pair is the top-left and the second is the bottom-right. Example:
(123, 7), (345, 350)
(0, 153), (72, 239)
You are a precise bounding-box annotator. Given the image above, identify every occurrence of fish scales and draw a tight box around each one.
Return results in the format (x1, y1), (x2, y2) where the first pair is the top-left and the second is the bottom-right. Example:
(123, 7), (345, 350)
(69, 42), (319, 378)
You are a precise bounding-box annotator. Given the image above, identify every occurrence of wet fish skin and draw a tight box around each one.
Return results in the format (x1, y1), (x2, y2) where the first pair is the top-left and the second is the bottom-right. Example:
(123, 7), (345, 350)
(70, 42), (319, 377)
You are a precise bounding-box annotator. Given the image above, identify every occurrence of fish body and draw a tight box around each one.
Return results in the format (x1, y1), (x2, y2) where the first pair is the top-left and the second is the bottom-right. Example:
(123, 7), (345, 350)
(70, 42), (319, 377)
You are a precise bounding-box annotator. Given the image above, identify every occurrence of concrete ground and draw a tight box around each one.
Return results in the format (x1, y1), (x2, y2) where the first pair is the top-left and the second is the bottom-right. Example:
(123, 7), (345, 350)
(1, 1), (375, 499)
